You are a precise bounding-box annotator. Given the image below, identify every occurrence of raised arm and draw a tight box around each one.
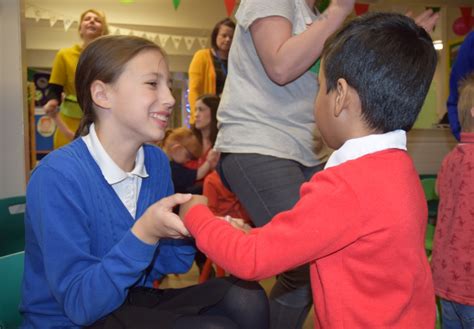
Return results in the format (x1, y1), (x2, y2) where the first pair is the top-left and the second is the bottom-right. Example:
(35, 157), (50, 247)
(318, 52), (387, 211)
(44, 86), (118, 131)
(251, 0), (354, 85)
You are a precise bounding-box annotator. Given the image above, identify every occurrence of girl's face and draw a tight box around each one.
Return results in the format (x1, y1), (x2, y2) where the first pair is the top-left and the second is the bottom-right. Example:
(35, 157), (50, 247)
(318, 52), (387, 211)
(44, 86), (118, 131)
(194, 100), (212, 131)
(79, 12), (104, 40)
(106, 49), (175, 145)
(215, 25), (234, 53)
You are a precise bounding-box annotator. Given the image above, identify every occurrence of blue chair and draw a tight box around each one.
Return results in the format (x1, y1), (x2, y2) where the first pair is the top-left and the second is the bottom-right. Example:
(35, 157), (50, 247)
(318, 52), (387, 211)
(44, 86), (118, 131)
(0, 196), (26, 257)
(0, 251), (25, 328)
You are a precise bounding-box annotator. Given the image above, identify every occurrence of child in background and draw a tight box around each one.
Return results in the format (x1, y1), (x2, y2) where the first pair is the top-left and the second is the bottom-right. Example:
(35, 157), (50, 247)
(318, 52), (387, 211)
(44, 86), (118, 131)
(162, 127), (219, 193)
(21, 35), (268, 329)
(181, 12), (438, 328)
(431, 73), (474, 329)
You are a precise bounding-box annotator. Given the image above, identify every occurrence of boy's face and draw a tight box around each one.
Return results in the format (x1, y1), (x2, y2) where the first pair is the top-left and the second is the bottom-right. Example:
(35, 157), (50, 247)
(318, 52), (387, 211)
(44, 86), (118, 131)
(314, 62), (340, 149)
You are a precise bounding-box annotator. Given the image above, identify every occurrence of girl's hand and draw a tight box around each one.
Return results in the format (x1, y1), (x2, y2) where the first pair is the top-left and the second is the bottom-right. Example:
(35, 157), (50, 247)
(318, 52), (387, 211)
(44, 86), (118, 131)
(132, 193), (193, 245)
(44, 99), (59, 117)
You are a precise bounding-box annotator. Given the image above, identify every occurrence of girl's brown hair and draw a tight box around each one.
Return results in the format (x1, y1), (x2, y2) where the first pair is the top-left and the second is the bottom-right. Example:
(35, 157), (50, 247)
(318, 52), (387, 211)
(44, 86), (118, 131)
(458, 73), (474, 133)
(79, 9), (109, 37)
(211, 18), (235, 52)
(191, 94), (220, 146)
(74, 35), (164, 138)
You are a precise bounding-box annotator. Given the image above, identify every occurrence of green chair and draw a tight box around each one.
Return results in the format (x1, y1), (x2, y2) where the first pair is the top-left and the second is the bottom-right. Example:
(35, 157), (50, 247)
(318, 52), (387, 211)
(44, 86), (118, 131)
(0, 251), (25, 328)
(0, 196), (26, 257)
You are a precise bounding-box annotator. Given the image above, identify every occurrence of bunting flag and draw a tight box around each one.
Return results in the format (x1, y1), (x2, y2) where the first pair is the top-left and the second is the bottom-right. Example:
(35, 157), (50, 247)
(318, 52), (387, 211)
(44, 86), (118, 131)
(184, 36), (195, 50)
(354, 3), (369, 16)
(25, 3), (210, 51)
(171, 35), (183, 49)
(224, 0), (237, 17)
(63, 17), (74, 32)
(49, 15), (58, 27)
(172, 0), (181, 10)
(198, 37), (208, 49)
(460, 7), (473, 26)
(159, 34), (171, 47)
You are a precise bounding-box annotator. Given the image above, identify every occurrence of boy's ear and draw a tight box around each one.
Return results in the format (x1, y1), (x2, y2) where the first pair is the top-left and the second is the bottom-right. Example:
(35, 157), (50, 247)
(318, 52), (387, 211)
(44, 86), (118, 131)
(90, 80), (112, 110)
(334, 78), (349, 117)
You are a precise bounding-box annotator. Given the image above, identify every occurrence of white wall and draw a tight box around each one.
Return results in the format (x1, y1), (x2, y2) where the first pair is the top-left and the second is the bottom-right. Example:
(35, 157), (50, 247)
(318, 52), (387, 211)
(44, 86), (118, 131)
(0, 0), (28, 198)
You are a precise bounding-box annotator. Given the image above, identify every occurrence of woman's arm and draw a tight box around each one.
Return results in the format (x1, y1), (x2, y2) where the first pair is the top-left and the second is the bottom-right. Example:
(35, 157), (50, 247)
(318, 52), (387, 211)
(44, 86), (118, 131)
(250, 0), (354, 85)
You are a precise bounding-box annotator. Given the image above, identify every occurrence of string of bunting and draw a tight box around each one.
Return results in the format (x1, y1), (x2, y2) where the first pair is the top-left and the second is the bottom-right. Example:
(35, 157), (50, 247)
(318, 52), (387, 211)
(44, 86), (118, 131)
(25, 4), (210, 51)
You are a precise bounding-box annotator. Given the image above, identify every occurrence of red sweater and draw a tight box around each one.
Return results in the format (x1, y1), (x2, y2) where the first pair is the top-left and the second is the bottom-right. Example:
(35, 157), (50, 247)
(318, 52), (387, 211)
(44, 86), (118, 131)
(185, 149), (435, 328)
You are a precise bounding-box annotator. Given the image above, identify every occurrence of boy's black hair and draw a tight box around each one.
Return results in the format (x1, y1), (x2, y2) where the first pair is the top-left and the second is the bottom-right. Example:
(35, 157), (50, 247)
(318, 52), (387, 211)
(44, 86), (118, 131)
(321, 12), (437, 133)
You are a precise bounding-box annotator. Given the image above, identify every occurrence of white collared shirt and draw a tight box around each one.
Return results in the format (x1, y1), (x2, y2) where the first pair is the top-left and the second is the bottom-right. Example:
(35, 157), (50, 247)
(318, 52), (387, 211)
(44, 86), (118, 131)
(325, 130), (407, 169)
(82, 123), (149, 219)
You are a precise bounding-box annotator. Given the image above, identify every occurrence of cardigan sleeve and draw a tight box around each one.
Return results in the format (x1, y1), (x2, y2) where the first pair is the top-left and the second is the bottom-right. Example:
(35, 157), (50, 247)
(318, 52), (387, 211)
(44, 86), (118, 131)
(26, 165), (158, 326)
(188, 49), (215, 124)
(184, 171), (363, 280)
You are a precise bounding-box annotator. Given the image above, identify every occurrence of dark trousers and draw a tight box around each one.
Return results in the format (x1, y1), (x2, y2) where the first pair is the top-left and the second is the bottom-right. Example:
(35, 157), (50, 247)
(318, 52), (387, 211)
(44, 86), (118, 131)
(218, 153), (324, 329)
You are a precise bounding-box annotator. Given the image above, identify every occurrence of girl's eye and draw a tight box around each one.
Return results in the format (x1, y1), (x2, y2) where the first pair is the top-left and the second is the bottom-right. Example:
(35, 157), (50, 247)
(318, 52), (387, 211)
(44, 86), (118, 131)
(147, 82), (158, 87)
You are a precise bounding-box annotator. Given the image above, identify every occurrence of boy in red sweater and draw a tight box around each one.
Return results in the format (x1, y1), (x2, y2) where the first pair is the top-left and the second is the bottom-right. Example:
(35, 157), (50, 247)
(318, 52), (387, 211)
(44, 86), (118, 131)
(181, 12), (438, 328)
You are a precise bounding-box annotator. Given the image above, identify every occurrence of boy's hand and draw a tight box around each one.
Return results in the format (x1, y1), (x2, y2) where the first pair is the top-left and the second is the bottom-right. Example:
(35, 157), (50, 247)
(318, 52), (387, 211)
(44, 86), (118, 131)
(407, 9), (439, 33)
(132, 193), (192, 245)
(179, 194), (208, 219)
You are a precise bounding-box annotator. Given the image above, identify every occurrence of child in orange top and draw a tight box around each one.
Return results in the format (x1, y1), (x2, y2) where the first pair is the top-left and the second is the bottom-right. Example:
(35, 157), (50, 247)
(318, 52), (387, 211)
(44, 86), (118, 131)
(181, 13), (438, 329)
(162, 127), (219, 193)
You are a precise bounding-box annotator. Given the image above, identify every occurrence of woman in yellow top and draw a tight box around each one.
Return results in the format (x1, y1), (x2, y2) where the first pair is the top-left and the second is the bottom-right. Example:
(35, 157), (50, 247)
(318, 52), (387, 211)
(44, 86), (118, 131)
(43, 9), (108, 149)
(187, 18), (235, 124)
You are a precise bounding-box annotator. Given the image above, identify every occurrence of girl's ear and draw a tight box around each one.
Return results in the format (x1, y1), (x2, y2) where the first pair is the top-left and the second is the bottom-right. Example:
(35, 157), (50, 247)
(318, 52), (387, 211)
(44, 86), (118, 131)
(90, 80), (112, 110)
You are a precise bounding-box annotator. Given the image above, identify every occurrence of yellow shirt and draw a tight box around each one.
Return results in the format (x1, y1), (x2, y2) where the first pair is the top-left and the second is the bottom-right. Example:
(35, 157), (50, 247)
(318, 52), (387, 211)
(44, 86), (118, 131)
(49, 44), (82, 118)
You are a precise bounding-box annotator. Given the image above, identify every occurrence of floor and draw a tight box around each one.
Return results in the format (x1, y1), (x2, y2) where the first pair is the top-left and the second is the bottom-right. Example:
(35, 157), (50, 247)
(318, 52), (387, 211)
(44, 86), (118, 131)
(160, 263), (315, 329)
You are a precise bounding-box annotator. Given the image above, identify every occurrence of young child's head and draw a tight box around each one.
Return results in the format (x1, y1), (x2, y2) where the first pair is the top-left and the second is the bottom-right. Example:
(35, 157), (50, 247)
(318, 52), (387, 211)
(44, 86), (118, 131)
(75, 35), (175, 143)
(458, 73), (474, 133)
(315, 12), (437, 149)
(162, 127), (202, 164)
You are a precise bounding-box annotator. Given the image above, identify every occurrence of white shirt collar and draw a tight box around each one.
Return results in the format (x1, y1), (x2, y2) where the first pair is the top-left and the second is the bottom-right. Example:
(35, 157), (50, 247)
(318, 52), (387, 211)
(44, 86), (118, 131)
(324, 129), (407, 169)
(82, 123), (149, 184)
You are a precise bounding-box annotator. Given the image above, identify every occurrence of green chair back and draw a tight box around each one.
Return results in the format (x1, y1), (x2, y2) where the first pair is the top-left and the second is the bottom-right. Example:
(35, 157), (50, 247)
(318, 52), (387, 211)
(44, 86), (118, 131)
(0, 251), (25, 328)
(0, 196), (26, 257)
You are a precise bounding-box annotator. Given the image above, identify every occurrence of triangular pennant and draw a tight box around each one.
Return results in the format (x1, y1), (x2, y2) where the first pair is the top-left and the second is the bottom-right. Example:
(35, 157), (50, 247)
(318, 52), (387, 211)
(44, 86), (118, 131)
(172, 0), (181, 10)
(147, 33), (157, 42)
(49, 15), (58, 27)
(25, 5), (35, 18)
(354, 3), (369, 16)
(34, 9), (42, 22)
(159, 34), (171, 47)
(184, 36), (195, 50)
(63, 17), (74, 31)
(224, 0), (237, 17)
(198, 37), (208, 49)
(132, 30), (142, 37)
(171, 35), (183, 49)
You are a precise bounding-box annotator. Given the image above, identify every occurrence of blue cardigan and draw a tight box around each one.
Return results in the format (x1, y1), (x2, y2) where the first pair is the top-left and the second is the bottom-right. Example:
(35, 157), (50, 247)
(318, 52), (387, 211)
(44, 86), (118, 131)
(447, 31), (474, 140)
(20, 139), (196, 328)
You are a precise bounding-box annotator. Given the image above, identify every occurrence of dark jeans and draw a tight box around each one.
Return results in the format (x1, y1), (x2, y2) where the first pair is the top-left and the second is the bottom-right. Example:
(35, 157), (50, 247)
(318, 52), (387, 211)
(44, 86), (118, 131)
(217, 153), (324, 329)
(441, 299), (474, 329)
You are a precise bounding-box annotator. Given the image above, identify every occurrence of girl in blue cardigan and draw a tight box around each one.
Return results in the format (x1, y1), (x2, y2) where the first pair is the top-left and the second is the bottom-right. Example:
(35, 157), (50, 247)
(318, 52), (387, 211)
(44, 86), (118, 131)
(20, 35), (268, 329)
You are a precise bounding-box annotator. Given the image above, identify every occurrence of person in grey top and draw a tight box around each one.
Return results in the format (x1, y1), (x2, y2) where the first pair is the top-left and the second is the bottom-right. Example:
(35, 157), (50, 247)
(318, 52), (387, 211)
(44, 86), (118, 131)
(214, 0), (440, 328)
(215, 1), (354, 328)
